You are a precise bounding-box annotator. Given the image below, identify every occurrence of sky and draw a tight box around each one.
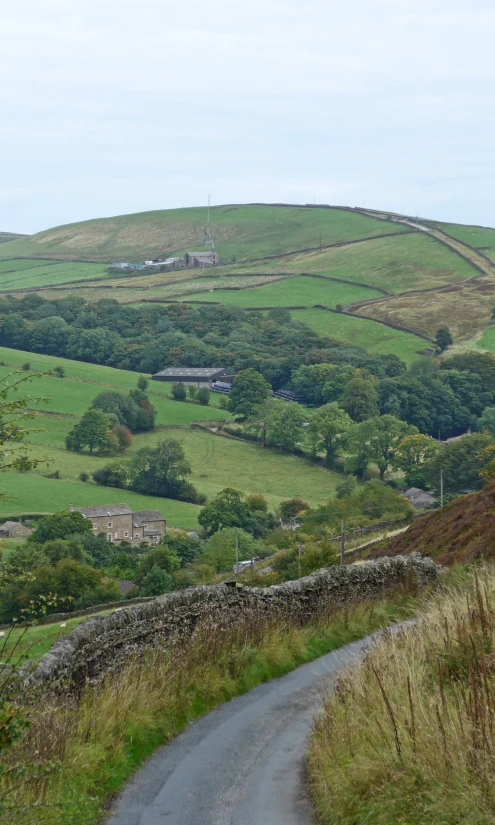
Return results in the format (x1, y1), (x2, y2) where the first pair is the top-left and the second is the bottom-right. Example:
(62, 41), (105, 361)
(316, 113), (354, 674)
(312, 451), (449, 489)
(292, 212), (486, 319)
(2, 0), (495, 234)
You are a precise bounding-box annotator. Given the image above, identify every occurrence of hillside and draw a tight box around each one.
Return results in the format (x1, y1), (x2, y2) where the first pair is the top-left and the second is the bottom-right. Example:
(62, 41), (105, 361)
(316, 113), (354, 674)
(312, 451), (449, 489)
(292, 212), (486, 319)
(0, 231), (28, 244)
(0, 204), (406, 262)
(0, 347), (341, 526)
(2, 202), (495, 360)
(364, 482), (495, 565)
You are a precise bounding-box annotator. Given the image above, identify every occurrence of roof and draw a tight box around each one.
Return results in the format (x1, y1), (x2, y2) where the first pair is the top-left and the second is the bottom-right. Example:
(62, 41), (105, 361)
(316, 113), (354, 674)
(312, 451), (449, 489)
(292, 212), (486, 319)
(152, 367), (227, 378)
(133, 510), (165, 526)
(403, 488), (437, 509)
(74, 504), (132, 518)
(189, 251), (217, 257)
(0, 520), (33, 534)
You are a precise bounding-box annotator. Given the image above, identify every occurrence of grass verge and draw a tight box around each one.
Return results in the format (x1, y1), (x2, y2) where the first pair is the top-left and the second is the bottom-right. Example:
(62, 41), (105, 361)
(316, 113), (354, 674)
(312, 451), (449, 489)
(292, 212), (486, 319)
(308, 565), (495, 825)
(2, 588), (423, 825)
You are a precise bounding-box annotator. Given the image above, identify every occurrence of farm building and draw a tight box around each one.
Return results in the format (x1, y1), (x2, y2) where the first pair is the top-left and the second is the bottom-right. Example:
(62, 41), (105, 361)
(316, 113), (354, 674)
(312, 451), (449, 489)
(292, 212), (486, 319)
(152, 367), (234, 387)
(187, 251), (219, 267)
(0, 520), (33, 538)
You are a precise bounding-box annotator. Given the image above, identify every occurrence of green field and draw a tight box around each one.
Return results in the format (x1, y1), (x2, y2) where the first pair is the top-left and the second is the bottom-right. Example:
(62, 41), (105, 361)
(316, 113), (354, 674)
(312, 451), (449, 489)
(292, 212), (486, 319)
(433, 223), (495, 250)
(476, 325), (495, 354)
(180, 275), (382, 309)
(18, 421), (339, 512)
(0, 260), (110, 290)
(0, 205), (406, 263)
(291, 309), (425, 364)
(210, 233), (479, 293)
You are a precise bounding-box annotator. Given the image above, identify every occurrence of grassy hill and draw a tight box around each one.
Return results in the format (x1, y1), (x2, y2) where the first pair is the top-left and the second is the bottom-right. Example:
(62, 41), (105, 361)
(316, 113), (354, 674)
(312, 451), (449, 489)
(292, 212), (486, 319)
(0, 232), (27, 244)
(0, 346), (340, 526)
(0, 204), (406, 263)
(363, 481), (495, 566)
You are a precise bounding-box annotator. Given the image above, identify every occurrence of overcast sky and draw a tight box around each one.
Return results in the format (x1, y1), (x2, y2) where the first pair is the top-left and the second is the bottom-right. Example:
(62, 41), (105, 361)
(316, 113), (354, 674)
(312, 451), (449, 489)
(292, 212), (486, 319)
(2, 0), (495, 233)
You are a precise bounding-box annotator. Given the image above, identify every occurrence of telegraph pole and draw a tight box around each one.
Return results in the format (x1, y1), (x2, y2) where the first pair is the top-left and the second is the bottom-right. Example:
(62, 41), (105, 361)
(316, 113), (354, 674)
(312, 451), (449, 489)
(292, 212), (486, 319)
(340, 518), (345, 566)
(298, 542), (302, 578)
(235, 528), (239, 572)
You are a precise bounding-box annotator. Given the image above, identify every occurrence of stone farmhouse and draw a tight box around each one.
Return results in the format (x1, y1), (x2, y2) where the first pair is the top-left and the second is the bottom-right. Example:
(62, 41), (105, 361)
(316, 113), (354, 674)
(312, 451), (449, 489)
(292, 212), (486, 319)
(0, 520), (33, 538)
(69, 504), (166, 545)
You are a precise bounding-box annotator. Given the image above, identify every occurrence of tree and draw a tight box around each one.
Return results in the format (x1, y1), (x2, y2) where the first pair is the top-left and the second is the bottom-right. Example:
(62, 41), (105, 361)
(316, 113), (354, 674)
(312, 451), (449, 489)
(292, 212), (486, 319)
(65, 408), (113, 454)
(423, 432), (493, 495)
(478, 406), (495, 437)
(140, 565), (173, 596)
(228, 369), (271, 418)
(30, 510), (92, 544)
(202, 528), (260, 573)
(265, 400), (305, 452)
(307, 403), (352, 466)
(393, 433), (438, 486)
(129, 439), (200, 502)
(366, 415), (416, 481)
(137, 546), (178, 581)
(92, 460), (130, 488)
(246, 493), (268, 513)
(188, 385), (198, 401)
(197, 387), (210, 406)
(172, 382), (187, 401)
(335, 476), (356, 499)
(112, 424), (133, 451)
(137, 375), (149, 391)
(435, 326), (453, 352)
(279, 498), (309, 521)
(91, 390), (155, 433)
(198, 488), (256, 534)
(30, 316), (69, 356)
(340, 371), (379, 422)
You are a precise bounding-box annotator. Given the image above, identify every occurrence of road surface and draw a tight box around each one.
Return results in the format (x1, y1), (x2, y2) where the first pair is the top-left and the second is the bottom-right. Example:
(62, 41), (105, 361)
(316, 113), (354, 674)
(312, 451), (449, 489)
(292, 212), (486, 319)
(105, 632), (379, 825)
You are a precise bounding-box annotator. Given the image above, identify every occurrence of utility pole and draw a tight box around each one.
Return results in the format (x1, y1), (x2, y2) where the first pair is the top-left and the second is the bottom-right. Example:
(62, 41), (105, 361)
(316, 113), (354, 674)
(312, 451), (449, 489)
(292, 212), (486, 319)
(298, 542), (302, 578)
(319, 232), (322, 253)
(440, 468), (444, 508)
(235, 528), (239, 572)
(340, 518), (345, 566)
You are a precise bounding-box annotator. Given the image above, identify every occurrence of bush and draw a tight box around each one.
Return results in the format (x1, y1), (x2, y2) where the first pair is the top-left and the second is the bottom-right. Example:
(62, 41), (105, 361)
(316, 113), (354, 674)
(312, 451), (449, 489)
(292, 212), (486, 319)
(21, 362), (31, 371)
(197, 387), (210, 406)
(279, 498), (309, 522)
(112, 424), (133, 451)
(53, 365), (65, 378)
(172, 382), (187, 401)
(188, 385), (198, 401)
(79, 472), (90, 482)
(137, 375), (149, 391)
(219, 395), (229, 409)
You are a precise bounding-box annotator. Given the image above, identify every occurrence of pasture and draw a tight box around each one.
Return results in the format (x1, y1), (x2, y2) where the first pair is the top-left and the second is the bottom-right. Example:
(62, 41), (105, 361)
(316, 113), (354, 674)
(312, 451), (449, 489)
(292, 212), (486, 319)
(178, 274), (382, 309)
(433, 222), (495, 250)
(476, 325), (495, 355)
(0, 259), (110, 290)
(0, 473), (201, 528)
(291, 309), (425, 364)
(0, 204), (406, 263)
(18, 422), (339, 513)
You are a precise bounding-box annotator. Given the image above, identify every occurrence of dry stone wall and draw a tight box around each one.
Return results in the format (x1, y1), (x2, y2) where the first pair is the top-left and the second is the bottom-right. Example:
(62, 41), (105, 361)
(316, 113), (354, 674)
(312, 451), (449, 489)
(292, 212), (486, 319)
(27, 555), (437, 690)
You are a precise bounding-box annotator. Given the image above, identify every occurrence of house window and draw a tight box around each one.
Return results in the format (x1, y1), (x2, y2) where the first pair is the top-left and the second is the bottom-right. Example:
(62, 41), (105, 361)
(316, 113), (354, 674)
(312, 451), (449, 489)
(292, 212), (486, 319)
(135, 534), (140, 539)
(154, 536), (159, 544)
(124, 532), (129, 537)
(107, 533), (112, 542)
(93, 524), (98, 530)
(107, 521), (112, 528)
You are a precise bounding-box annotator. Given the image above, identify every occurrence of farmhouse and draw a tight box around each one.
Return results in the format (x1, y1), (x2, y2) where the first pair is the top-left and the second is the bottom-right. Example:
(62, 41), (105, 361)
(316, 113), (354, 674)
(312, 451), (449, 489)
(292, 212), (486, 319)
(0, 520), (33, 538)
(403, 488), (437, 509)
(69, 504), (166, 545)
(187, 251), (219, 267)
(152, 367), (234, 387)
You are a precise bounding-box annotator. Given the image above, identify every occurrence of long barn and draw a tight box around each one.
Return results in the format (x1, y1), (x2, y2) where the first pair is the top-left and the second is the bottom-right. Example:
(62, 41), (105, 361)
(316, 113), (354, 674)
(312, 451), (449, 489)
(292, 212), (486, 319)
(151, 367), (234, 387)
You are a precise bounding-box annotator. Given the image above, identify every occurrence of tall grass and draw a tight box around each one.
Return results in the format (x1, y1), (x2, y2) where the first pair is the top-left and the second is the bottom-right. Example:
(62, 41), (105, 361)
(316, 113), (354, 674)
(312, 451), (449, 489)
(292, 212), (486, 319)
(308, 565), (495, 825)
(1, 590), (419, 825)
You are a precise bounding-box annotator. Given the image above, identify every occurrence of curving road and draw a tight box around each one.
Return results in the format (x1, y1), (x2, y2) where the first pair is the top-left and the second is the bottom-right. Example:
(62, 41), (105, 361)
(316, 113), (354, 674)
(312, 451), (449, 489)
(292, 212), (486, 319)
(105, 632), (380, 825)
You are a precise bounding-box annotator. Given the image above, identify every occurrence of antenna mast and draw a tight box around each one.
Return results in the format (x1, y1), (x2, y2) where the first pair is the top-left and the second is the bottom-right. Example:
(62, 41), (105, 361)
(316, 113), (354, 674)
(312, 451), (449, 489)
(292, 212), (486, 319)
(204, 193), (215, 251)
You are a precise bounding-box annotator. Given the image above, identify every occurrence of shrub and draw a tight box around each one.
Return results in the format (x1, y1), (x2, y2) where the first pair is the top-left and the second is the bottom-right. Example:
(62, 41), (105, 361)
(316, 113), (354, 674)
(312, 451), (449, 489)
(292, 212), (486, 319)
(79, 472), (90, 482)
(137, 375), (149, 391)
(279, 498), (309, 522)
(171, 382), (187, 401)
(188, 385), (198, 401)
(53, 365), (65, 378)
(21, 362), (31, 371)
(197, 387), (210, 406)
(112, 424), (133, 451)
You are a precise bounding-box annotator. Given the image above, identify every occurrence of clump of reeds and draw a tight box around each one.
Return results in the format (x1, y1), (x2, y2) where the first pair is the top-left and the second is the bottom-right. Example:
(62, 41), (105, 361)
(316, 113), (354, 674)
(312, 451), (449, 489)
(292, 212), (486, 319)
(308, 566), (495, 825)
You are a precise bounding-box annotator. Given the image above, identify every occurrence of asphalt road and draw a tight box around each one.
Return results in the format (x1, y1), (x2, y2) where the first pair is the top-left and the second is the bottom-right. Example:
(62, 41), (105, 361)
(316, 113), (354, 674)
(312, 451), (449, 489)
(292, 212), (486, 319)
(105, 633), (377, 825)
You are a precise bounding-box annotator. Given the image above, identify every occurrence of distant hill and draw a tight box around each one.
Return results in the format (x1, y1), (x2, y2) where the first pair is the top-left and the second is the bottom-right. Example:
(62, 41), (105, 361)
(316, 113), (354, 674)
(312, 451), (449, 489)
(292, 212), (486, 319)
(0, 204), (406, 262)
(0, 231), (28, 244)
(364, 482), (495, 565)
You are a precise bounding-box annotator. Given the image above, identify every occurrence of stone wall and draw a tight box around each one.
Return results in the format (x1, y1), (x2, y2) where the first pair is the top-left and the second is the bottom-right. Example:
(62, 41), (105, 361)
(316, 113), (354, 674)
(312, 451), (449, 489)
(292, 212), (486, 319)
(27, 555), (437, 690)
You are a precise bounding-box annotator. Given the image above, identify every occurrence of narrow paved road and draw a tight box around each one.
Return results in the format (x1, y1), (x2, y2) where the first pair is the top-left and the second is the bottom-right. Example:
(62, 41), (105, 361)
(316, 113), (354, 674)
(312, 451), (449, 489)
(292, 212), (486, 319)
(106, 632), (378, 825)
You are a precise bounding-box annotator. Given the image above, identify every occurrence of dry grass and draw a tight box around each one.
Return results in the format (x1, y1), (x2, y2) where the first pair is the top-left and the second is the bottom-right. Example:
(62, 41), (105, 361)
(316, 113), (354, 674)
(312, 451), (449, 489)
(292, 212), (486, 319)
(359, 281), (495, 340)
(308, 565), (495, 825)
(1, 591), (418, 825)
